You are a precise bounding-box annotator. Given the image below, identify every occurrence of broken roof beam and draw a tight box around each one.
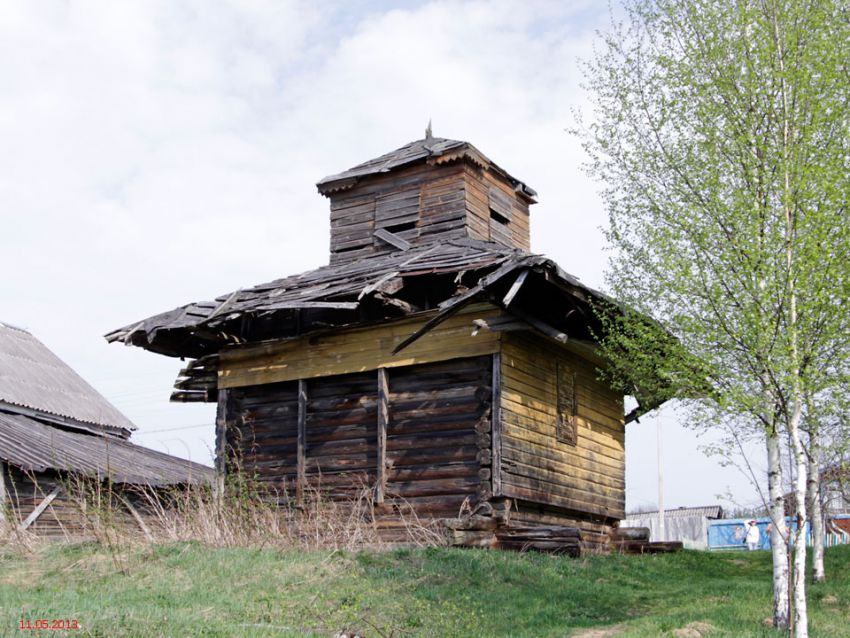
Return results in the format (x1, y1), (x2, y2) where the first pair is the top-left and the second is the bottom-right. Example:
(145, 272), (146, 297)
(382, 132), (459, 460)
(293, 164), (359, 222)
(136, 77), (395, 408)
(500, 305), (568, 344)
(373, 228), (411, 251)
(392, 258), (528, 354)
(470, 316), (530, 336)
(261, 300), (359, 311)
(502, 268), (530, 307)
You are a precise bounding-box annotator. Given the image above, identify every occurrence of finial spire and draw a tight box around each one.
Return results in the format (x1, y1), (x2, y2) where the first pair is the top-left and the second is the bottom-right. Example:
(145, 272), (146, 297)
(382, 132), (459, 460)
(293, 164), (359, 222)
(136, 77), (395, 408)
(425, 119), (433, 140)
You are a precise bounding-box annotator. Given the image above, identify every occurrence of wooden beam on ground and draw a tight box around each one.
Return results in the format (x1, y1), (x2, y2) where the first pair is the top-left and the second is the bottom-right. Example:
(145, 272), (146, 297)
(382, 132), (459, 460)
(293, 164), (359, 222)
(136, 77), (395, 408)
(18, 486), (62, 532)
(491, 353), (502, 497)
(376, 368), (389, 504)
(215, 389), (228, 499)
(297, 379), (307, 503)
(373, 228), (411, 251)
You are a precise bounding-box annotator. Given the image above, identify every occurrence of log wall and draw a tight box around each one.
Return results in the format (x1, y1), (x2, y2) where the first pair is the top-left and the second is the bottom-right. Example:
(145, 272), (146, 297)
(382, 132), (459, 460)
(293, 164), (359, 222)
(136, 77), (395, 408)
(328, 163), (468, 264)
(225, 357), (493, 518)
(3, 467), (143, 539)
(385, 357), (492, 516)
(327, 160), (532, 263)
(463, 165), (531, 251)
(227, 381), (300, 497)
(220, 315), (627, 550)
(498, 332), (625, 524)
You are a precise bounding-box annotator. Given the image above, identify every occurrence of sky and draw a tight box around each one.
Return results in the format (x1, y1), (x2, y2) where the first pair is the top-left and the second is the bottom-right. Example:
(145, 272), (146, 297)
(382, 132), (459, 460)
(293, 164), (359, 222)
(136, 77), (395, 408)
(0, 0), (765, 512)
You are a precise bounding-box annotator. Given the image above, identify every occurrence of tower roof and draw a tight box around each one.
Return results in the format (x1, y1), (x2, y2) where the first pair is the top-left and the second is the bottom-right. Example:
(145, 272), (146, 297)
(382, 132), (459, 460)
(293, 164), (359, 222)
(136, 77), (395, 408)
(317, 135), (537, 200)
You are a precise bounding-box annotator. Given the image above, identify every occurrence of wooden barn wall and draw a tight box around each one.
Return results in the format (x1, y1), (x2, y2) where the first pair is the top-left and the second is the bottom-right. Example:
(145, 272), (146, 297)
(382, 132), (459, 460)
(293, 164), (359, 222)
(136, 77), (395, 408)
(218, 303), (503, 389)
(463, 165), (531, 251)
(225, 356), (493, 517)
(328, 163), (468, 264)
(305, 372), (377, 497)
(2, 466), (143, 539)
(227, 380), (300, 497)
(498, 332), (625, 523)
(385, 357), (492, 516)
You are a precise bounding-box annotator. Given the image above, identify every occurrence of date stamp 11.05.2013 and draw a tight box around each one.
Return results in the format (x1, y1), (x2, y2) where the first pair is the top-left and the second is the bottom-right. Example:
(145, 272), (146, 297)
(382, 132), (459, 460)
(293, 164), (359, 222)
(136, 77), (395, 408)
(19, 619), (80, 631)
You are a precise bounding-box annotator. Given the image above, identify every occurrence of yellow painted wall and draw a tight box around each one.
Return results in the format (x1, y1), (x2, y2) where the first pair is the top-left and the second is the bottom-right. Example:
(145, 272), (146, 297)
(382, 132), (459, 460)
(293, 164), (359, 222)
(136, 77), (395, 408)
(499, 332), (625, 520)
(218, 304), (502, 388)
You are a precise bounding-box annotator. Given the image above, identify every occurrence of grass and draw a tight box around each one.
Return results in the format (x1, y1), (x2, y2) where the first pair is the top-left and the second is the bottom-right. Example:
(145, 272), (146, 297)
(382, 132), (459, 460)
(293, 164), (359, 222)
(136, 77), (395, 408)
(2, 543), (850, 637)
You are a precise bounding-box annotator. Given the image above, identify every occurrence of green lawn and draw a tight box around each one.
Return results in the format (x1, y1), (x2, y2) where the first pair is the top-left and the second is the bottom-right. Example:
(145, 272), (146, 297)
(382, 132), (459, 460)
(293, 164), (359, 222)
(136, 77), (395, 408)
(2, 542), (849, 637)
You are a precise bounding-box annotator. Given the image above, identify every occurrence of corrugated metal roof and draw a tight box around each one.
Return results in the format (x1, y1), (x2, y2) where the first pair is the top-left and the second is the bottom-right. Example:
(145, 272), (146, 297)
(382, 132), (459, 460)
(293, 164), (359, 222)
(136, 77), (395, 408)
(0, 322), (136, 431)
(624, 505), (724, 520)
(0, 411), (213, 486)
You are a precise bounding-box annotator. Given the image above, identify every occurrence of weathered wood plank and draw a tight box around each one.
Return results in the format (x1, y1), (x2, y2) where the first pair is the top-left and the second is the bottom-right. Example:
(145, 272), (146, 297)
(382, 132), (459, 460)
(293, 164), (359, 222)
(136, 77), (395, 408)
(492, 352), (502, 497)
(215, 389), (228, 498)
(296, 379), (307, 502)
(376, 368), (388, 504)
(219, 304), (502, 387)
(18, 486), (62, 532)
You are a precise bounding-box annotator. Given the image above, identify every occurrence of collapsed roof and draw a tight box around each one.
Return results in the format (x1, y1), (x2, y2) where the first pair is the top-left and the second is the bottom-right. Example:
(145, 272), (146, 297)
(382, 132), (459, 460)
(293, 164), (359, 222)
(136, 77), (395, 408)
(106, 238), (611, 361)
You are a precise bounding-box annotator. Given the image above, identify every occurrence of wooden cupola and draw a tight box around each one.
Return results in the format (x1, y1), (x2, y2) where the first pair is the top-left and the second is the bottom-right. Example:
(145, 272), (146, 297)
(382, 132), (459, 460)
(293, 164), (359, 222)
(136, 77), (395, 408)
(317, 129), (538, 264)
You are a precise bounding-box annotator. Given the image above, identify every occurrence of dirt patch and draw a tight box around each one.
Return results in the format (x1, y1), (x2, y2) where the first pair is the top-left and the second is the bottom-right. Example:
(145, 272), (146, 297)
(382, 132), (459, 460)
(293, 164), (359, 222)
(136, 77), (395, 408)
(823, 595), (839, 605)
(570, 624), (627, 637)
(672, 621), (717, 637)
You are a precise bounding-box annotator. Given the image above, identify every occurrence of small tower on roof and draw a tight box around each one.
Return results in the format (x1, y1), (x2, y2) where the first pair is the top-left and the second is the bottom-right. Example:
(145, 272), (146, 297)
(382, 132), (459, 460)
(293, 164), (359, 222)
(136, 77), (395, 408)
(317, 130), (538, 264)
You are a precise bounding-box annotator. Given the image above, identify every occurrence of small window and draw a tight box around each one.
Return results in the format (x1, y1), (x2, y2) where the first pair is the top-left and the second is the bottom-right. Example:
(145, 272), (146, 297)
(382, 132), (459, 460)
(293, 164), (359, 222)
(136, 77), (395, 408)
(556, 362), (577, 445)
(488, 187), (513, 244)
(489, 208), (510, 226)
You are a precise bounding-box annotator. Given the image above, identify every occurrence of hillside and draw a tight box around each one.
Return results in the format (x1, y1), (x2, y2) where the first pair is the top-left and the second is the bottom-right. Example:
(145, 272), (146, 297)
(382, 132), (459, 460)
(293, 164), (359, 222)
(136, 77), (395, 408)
(2, 543), (849, 637)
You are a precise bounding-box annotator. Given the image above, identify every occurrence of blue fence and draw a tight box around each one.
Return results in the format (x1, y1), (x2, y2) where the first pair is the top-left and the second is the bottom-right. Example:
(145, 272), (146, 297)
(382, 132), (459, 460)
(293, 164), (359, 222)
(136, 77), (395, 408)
(707, 517), (809, 551)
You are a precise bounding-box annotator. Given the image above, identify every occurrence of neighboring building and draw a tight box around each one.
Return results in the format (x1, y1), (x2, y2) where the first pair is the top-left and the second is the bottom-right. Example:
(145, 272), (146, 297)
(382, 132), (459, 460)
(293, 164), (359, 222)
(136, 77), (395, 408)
(0, 322), (213, 537)
(621, 505), (724, 549)
(106, 132), (660, 553)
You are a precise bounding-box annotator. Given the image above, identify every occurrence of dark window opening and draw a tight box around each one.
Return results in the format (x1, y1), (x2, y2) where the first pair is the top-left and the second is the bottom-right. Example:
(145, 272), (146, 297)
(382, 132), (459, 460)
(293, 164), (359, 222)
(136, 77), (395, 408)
(334, 244), (365, 253)
(489, 208), (510, 226)
(385, 221), (417, 234)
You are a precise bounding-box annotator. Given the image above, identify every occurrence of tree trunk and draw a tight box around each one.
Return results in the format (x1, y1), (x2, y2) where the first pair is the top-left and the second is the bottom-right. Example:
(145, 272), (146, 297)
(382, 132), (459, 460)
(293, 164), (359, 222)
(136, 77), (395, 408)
(807, 432), (825, 583)
(767, 426), (790, 630)
(789, 406), (809, 638)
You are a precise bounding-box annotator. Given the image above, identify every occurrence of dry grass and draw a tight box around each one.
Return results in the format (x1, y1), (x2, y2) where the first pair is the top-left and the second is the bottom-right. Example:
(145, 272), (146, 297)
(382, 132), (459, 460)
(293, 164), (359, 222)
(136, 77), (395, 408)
(0, 470), (448, 557)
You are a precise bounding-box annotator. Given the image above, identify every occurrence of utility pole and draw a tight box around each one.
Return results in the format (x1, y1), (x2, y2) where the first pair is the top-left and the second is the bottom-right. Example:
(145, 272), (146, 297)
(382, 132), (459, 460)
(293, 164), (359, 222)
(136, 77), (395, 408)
(657, 407), (665, 542)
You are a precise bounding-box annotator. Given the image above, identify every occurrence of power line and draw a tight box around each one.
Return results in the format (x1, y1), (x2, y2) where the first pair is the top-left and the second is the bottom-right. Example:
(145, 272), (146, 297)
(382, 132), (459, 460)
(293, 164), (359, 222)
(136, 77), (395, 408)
(133, 422), (212, 434)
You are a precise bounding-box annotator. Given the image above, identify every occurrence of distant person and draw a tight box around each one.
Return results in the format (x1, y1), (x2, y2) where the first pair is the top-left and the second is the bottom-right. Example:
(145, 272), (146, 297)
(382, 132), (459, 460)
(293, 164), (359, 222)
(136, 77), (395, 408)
(745, 520), (760, 551)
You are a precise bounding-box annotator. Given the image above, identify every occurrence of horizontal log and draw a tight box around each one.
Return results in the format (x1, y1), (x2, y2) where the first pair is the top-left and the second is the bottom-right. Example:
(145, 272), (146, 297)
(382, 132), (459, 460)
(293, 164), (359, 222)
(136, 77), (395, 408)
(451, 530), (497, 548)
(496, 540), (580, 556)
(611, 527), (650, 541)
(387, 475), (480, 498)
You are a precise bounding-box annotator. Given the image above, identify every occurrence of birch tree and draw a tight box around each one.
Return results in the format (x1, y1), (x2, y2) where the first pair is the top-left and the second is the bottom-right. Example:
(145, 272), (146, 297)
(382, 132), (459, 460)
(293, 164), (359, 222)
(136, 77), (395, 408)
(577, 1), (850, 634)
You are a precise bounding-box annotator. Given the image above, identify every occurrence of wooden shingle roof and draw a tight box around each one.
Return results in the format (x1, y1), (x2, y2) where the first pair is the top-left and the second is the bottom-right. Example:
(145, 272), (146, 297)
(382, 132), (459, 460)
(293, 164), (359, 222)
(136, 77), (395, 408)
(316, 135), (537, 199)
(105, 238), (607, 362)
